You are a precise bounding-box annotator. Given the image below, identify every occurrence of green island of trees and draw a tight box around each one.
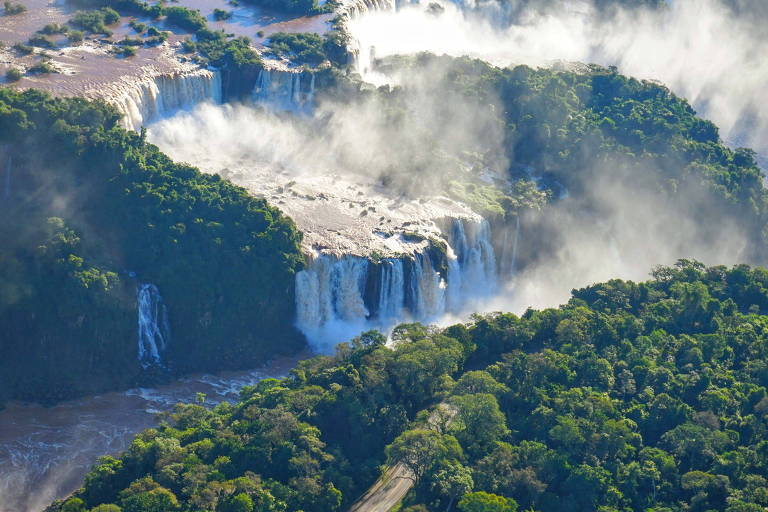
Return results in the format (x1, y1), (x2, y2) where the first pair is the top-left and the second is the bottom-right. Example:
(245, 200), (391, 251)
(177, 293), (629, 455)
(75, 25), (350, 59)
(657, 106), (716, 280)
(46, 260), (768, 512)
(0, 88), (305, 404)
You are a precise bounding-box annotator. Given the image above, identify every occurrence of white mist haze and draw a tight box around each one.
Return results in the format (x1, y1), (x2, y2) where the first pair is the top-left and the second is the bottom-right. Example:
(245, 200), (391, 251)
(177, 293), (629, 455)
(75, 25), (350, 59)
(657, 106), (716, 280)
(348, 0), (768, 159)
(149, 59), (754, 351)
(488, 162), (753, 314)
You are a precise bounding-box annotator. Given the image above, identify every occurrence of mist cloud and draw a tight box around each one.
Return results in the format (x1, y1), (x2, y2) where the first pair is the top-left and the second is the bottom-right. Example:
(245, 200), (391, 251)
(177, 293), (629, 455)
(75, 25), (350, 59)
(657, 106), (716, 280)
(348, 0), (768, 160)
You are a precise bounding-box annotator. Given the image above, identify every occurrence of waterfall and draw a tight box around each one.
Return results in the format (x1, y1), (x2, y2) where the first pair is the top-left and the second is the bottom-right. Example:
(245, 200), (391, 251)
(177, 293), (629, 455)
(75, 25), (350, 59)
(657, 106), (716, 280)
(408, 252), (446, 319)
(295, 255), (370, 343)
(497, 215), (521, 278)
(446, 218), (497, 307)
(342, 0), (396, 18)
(378, 258), (405, 321)
(137, 283), (170, 367)
(252, 69), (315, 113)
(114, 69), (222, 131)
(294, 219), (511, 349)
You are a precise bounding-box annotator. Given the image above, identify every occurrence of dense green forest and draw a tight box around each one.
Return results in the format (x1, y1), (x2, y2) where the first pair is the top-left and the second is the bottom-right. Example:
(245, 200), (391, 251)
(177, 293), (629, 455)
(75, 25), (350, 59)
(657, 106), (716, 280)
(46, 261), (768, 511)
(0, 89), (305, 404)
(364, 55), (768, 256)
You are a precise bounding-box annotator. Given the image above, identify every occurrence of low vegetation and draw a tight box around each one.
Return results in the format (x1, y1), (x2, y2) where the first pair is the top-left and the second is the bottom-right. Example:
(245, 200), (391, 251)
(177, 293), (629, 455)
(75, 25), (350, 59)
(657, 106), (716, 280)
(213, 8), (232, 20)
(3, 0), (26, 15)
(69, 7), (120, 35)
(5, 67), (23, 81)
(40, 23), (69, 35)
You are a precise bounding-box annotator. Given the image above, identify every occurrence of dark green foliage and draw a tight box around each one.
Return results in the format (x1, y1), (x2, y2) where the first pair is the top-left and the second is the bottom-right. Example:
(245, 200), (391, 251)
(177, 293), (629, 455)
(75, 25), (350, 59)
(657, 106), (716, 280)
(69, 8), (119, 35)
(27, 60), (55, 74)
(213, 8), (232, 20)
(267, 32), (326, 66)
(118, 45), (136, 57)
(180, 38), (195, 53)
(5, 67), (22, 81)
(163, 6), (207, 33)
(67, 30), (84, 43)
(377, 55), (768, 256)
(55, 262), (768, 511)
(0, 89), (304, 404)
(40, 23), (69, 35)
(3, 0), (26, 14)
(28, 34), (55, 48)
(128, 19), (146, 33)
(117, 36), (143, 46)
(12, 42), (34, 55)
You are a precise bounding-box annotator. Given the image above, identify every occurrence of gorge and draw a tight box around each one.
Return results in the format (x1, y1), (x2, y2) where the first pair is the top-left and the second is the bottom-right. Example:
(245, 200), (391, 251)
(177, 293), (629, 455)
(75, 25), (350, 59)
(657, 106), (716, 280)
(1, 0), (768, 511)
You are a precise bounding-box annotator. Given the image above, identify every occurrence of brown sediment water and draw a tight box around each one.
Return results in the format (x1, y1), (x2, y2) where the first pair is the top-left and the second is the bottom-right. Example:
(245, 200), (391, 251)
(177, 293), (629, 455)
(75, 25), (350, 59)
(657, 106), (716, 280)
(171, 0), (332, 41)
(0, 0), (330, 100)
(0, 352), (309, 512)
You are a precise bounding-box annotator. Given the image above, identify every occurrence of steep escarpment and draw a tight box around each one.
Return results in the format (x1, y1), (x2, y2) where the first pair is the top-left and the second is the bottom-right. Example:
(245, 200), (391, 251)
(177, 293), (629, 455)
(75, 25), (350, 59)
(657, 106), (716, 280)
(0, 89), (304, 404)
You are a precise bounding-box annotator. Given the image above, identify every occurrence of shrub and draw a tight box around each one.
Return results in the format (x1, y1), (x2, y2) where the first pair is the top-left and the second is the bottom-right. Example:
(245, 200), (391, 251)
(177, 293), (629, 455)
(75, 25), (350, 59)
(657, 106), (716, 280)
(181, 38), (196, 52)
(28, 34), (55, 48)
(213, 8), (232, 20)
(146, 25), (161, 36)
(267, 32), (326, 66)
(164, 6), (207, 32)
(28, 61), (55, 74)
(144, 32), (168, 46)
(118, 45), (136, 57)
(69, 8), (119, 34)
(3, 1), (26, 15)
(101, 7), (119, 24)
(118, 37), (143, 46)
(129, 20), (146, 33)
(40, 23), (68, 35)
(67, 30), (84, 43)
(5, 67), (23, 82)
(12, 42), (33, 55)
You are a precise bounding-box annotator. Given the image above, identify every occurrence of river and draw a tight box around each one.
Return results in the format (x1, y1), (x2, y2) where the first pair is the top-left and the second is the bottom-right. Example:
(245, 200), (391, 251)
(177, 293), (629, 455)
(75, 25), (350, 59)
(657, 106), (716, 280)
(0, 353), (308, 512)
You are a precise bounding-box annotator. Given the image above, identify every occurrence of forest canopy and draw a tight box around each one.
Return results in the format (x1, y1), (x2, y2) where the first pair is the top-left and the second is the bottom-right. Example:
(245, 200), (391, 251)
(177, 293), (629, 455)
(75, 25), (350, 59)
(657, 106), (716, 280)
(47, 261), (768, 512)
(0, 89), (305, 403)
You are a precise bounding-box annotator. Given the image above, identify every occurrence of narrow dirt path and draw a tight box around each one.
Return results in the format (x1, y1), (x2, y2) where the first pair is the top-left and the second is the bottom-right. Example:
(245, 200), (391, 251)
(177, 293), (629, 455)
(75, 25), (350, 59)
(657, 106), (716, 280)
(347, 403), (456, 512)
(348, 463), (415, 512)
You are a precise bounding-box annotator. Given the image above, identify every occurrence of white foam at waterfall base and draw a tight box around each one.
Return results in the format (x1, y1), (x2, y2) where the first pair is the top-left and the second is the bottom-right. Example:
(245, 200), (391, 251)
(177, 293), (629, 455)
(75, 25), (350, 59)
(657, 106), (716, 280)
(114, 69), (223, 131)
(137, 283), (170, 367)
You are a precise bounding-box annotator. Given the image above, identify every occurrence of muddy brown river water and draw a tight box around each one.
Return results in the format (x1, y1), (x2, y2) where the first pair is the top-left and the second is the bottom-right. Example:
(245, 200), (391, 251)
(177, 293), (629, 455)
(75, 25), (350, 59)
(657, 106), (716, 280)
(0, 353), (308, 512)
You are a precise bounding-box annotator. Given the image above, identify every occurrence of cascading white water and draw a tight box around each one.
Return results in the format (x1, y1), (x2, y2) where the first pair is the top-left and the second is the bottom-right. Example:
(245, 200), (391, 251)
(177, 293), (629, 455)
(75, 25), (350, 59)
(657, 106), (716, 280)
(446, 218), (497, 305)
(137, 283), (170, 367)
(295, 218), (506, 349)
(409, 252), (446, 319)
(252, 69), (316, 113)
(115, 69), (222, 131)
(295, 255), (370, 349)
(378, 258), (405, 321)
